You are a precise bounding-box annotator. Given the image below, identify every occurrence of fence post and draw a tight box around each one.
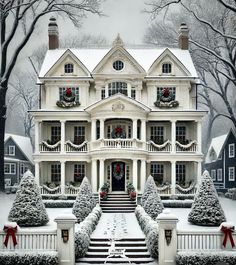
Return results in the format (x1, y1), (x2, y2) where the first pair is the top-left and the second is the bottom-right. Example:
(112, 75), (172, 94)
(157, 209), (179, 265)
(55, 214), (77, 265)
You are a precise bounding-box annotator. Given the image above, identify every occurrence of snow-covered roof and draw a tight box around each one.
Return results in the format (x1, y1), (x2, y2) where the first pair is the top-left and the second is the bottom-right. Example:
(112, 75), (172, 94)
(4, 134), (34, 164)
(39, 47), (198, 78)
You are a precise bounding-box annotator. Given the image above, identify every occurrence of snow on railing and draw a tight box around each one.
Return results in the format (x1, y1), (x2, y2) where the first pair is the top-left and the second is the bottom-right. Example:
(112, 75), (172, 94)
(40, 141), (61, 152)
(147, 140), (172, 152)
(175, 183), (196, 195)
(176, 140), (197, 152)
(0, 229), (57, 251)
(40, 185), (61, 195)
(65, 140), (88, 152)
(65, 184), (80, 195)
(101, 138), (134, 148)
(156, 184), (171, 194)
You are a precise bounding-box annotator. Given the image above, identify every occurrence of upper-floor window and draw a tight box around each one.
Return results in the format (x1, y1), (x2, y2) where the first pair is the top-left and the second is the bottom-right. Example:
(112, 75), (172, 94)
(157, 87), (176, 100)
(176, 164), (186, 184)
(131, 89), (136, 99)
(51, 164), (61, 182)
(162, 63), (172, 74)
(113, 60), (124, 71)
(101, 89), (106, 99)
(64, 63), (74, 73)
(4, 163), (16, 174)
(8, 146), (15, 156)
(229, 143), (235, 158)
(150, 126), (164, 144)
(176, 126), (186, 144)
(59, 87), (79, 102)
(20, 164), (28, 176)
(74, 163), (85, 182)
(108, 82), (127, 96)
(229, 167), (235, 181)
(151, 163), (164, 184)
(51, 126), (61, 144)
(74, 126), (85, 144)
(211, 169), (216, 181)
(217, 168), (223, 181)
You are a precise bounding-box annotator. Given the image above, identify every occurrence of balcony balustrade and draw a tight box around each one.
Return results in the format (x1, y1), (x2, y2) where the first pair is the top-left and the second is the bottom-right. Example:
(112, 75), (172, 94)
(147, 140), (172, 152)
(176, 140), (197, 152)
(40, 141), (61, 152)
(65, 140), (88, 152)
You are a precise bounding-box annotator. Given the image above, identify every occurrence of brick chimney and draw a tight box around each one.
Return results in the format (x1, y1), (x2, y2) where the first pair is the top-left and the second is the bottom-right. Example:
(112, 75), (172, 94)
(48, 17), (59, 50)
(178, 23), (189, 50)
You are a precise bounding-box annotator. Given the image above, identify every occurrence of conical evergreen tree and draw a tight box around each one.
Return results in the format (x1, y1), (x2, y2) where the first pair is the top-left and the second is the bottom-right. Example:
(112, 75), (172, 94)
(72, 177), (96, 223)
(141, 175), (157, 206)
(188, 170), (226, 226)
(144, 190), (164, 219)
(8, 170), (49, 226)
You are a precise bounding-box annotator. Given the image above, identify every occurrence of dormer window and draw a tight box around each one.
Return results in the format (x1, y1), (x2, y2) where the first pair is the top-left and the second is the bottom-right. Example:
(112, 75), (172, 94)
(64, 63), (74, 73)
(162, 63), (172, 74)
(113, 60), (124, 71)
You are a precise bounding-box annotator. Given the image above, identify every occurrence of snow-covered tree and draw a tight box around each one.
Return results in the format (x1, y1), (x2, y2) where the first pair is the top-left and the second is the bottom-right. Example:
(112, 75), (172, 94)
(8, 170), (49, 226)
(144, 191), (164, 219)
(72, 177), (96, 223)
(188, 170), (226, 226)
(141, 175), (157, 206)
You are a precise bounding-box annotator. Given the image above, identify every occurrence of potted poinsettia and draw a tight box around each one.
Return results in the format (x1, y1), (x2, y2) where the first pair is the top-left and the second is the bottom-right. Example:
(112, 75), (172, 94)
(100, 191), (107, 200)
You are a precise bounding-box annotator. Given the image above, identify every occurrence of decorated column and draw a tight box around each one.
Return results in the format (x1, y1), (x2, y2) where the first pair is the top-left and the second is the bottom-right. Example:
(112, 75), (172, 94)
(141, 119), (146, 142)
(92, 159), (98, 192)
(99, 159), (105, 187)
(61, 120), (65, 153)
(61, 161), (65, 194)
(132, 159), (138, 191)
(140, 160), (146, 192)
(100, 119), (105, 139)
(132, 119), (137, 139)
(171, 120), (176, 153)
(35, 161), (40, 186)
(171, 161), (176, 195)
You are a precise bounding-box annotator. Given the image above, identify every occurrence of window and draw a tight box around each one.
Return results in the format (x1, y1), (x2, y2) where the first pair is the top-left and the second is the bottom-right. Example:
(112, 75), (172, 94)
(150, 126), (164, 144)
(64, 63), (74, 73)
(8, 146), (15, 156)
(217, 168), (223, 181)
(108, 82), (127, 96)
(176, 126), (186, 144)
(229, 167), (235, 181)
(126, 165), (130, 180)
(51, 164), (61, 182)
(74, 163), (85, 182)
(101, 89), (105, 99)
(51, 126), (61, 144)
(211, 169), (216, 181)
(151, 163), (164, 184)
(107, 165), (111, 180)
(59, 87), (79, 102)
(229, 143), (235, 158)
(20, 164), (28, 176)
(113, 60), (124, 71)
(131, 89), (136, 99)
(176, 164), (186, 184)
(74, 126), (85, 144)
(157, 87), (176, 100)
(162, 63), (172, 74)
(4, 163), (16, 174)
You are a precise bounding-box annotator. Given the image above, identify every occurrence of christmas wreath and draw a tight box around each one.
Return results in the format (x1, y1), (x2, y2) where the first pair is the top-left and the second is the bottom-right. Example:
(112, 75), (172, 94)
(111, 126), (126, 138)
(113, 162), (124, 180)
(154, 88), (179, 108)
(56, 87), (80, 108)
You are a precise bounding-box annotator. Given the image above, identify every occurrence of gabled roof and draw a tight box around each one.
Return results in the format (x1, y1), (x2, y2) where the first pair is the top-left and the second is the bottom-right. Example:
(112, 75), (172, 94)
(4, 134), (34, 164)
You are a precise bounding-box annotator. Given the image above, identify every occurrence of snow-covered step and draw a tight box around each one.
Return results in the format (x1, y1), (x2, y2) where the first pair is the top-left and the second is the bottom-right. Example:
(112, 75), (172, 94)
(88, 246), (148, 252)
(77, 257), (155, 264)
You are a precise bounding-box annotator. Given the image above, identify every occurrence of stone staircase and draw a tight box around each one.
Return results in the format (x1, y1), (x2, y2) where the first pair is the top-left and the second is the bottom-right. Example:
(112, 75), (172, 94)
(77, 237), (155, 264)
(100, 193), (137, 213)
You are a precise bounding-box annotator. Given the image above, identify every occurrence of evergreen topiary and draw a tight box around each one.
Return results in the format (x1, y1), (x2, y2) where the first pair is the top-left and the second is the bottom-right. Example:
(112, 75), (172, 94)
(144, 191), (164, 219)
(8, 170), (49, 226)
(188, 170), (226, 226)
(72, 177), (96, 223)
(141, 175), (157, 206)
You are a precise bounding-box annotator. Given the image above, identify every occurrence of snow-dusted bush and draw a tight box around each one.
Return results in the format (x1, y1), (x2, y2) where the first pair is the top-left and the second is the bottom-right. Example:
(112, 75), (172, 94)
(72, 177), (96, 223)
(8, 170), (49, 226)
(144, 191), (164, 219)
(163, 200), (193, 208)
(176, 251), (236, 265)
(146, 228), (159, 258)
(141, 175), (157, 206)
(0, 252), (58, 265)
(75, 228), (90, 258)
(188, 170), (226, 226)
(43, 200), (74, 208)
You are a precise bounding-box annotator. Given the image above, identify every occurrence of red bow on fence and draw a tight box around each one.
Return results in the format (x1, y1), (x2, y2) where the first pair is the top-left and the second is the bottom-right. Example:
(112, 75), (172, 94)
(3, 225), (18, 247)
(221, 225), (235, 248)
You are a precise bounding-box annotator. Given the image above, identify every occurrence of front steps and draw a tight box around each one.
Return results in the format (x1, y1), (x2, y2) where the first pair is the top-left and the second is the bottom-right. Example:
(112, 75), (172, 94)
(77, 238), (155, 264)
(100, 193), (137, 213)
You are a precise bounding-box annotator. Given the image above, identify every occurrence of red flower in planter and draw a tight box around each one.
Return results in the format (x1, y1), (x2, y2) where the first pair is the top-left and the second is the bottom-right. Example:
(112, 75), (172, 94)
(66, 88), (72, 97)
(163, 88), (170, 97)
(130, 191), (136, 200)
(100, 191), (107, 199)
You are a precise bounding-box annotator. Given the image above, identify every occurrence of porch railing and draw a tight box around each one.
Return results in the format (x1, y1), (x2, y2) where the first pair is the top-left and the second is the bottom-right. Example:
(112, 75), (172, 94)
(40, 185), (61, 195)
(156, 184), (171, 194)
(175, 183), (197, 195)
(39, 141), (61, 152)
(176, 140), (197, 152)
(65, 140), (88, 152)
(147, 140), (172, 152)
(65, 185), (80, 195)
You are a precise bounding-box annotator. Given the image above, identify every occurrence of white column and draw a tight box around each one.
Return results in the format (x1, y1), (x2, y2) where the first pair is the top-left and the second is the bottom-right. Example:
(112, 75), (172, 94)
(99, 159), (105, 187)
(35, 120), (39, 153)
(197, 161), (202, 186)
(61, 161), (65, 194)
(35, 162), (40, 186)
(197, 121), (202, 153)
(132, 119), (138, 139)
(61, 120), (65, 153)
(132, 159), (138, 191)
(92, 159), (98, 192)
(91, 119), (96, 141)
(128, 83), (131, 97)
(171, 161), (176, 195)
(141, 119), (146, 142)
(140, 160), (146, 192)
(171, 120), (176, 153)
(100, 119), (105, 139)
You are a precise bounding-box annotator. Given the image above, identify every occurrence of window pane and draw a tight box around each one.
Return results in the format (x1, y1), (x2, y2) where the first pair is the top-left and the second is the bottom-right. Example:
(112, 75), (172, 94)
(151, 163), (164, 184)
(74, 163), (85, 182)
(150, 126), (164, 143)
(108, 82), (127, 96)
(51, 164), (61, 182)
(74, 126), (85, 144)
(162, 63), (171, 73)
(64, 63), (74, 73)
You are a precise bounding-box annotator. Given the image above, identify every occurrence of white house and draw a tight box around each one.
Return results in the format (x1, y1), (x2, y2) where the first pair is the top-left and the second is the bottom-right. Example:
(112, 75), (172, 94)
(31, 18), (205, 196)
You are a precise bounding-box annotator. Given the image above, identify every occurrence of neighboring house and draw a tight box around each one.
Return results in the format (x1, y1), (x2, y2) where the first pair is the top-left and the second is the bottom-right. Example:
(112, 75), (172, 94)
(205, 130), (236, 191)
(31, 19), (206, 196)
(4, 134), (34, 187)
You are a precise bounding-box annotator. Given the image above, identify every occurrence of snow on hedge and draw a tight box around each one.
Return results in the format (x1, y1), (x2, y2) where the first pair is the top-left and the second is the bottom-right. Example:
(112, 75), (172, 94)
(141, 175), (158, 206)
(72, 177), (96, 223)
(8, 170), (49, 226)
(188, 170), (226, 226)
(144, 190), (164, 219)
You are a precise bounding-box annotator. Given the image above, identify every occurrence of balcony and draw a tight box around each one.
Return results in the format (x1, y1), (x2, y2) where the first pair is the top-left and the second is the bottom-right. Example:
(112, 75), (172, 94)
(40, 140), (61, 152)
(176, 140), (197, 152)
(147, 140), (172, 152)
(65, 140), (88, 152)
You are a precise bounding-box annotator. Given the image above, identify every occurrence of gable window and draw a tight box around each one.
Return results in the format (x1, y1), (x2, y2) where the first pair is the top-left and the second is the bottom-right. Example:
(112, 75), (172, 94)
(162, 63), (172, 74)
(131, 89), (136, 99)
(176, 164), (186, 184)
(211, 169), (216, 181)
(51, 164), (61, 182)
(151, 163), (164, 184)
(108, 82), (127, 96)
(51, 126), (61, 144)
(74, 126), (85, 144)
(217, 168), (223, 181)
(113, 60), (124, 71)
(59, 87), (79, 102)
(64, 63), (74, 73)
(176, 126), (186, 144)
(229, 143), (235, 158)
(4, 163), (16, 174)
(150, 126), (164, 144)
(229, 167), (235, 181)
(8, 146), (15, 156)
(157, 87), (176, 100)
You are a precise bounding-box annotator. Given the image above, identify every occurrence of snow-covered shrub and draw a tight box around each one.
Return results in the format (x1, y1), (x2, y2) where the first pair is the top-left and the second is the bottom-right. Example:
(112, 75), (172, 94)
(146, 228), (159, 258)
(8, 170), (49, 226)
(163, 199), (193, 208)
(141, 175), (158, 206)
(43, 200), (74, 208)
(144, 191), (164, 219)
(75, 228), (90, 258)
(0, 252), (58, 265)
(176, 251), (236, 265)
(72, 177), (96, 223)
(188, 170), (226, 226)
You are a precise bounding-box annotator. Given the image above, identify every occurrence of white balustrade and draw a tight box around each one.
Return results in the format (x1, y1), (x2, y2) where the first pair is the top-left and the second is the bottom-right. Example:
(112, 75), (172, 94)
(176, 140), (197, 152)
(39, 141), (61, 152)
(40, 185), (61, 195)
(65, 185), (81, 195)
(147, 140), (172, 152)
(65, 140), (88, 152)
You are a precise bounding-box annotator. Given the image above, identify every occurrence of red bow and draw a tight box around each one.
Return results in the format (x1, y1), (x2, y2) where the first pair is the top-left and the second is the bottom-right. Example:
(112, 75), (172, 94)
(116, 163), (121, 173)
(221, 225), (235, 248)
(3, 225), (18, 248)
